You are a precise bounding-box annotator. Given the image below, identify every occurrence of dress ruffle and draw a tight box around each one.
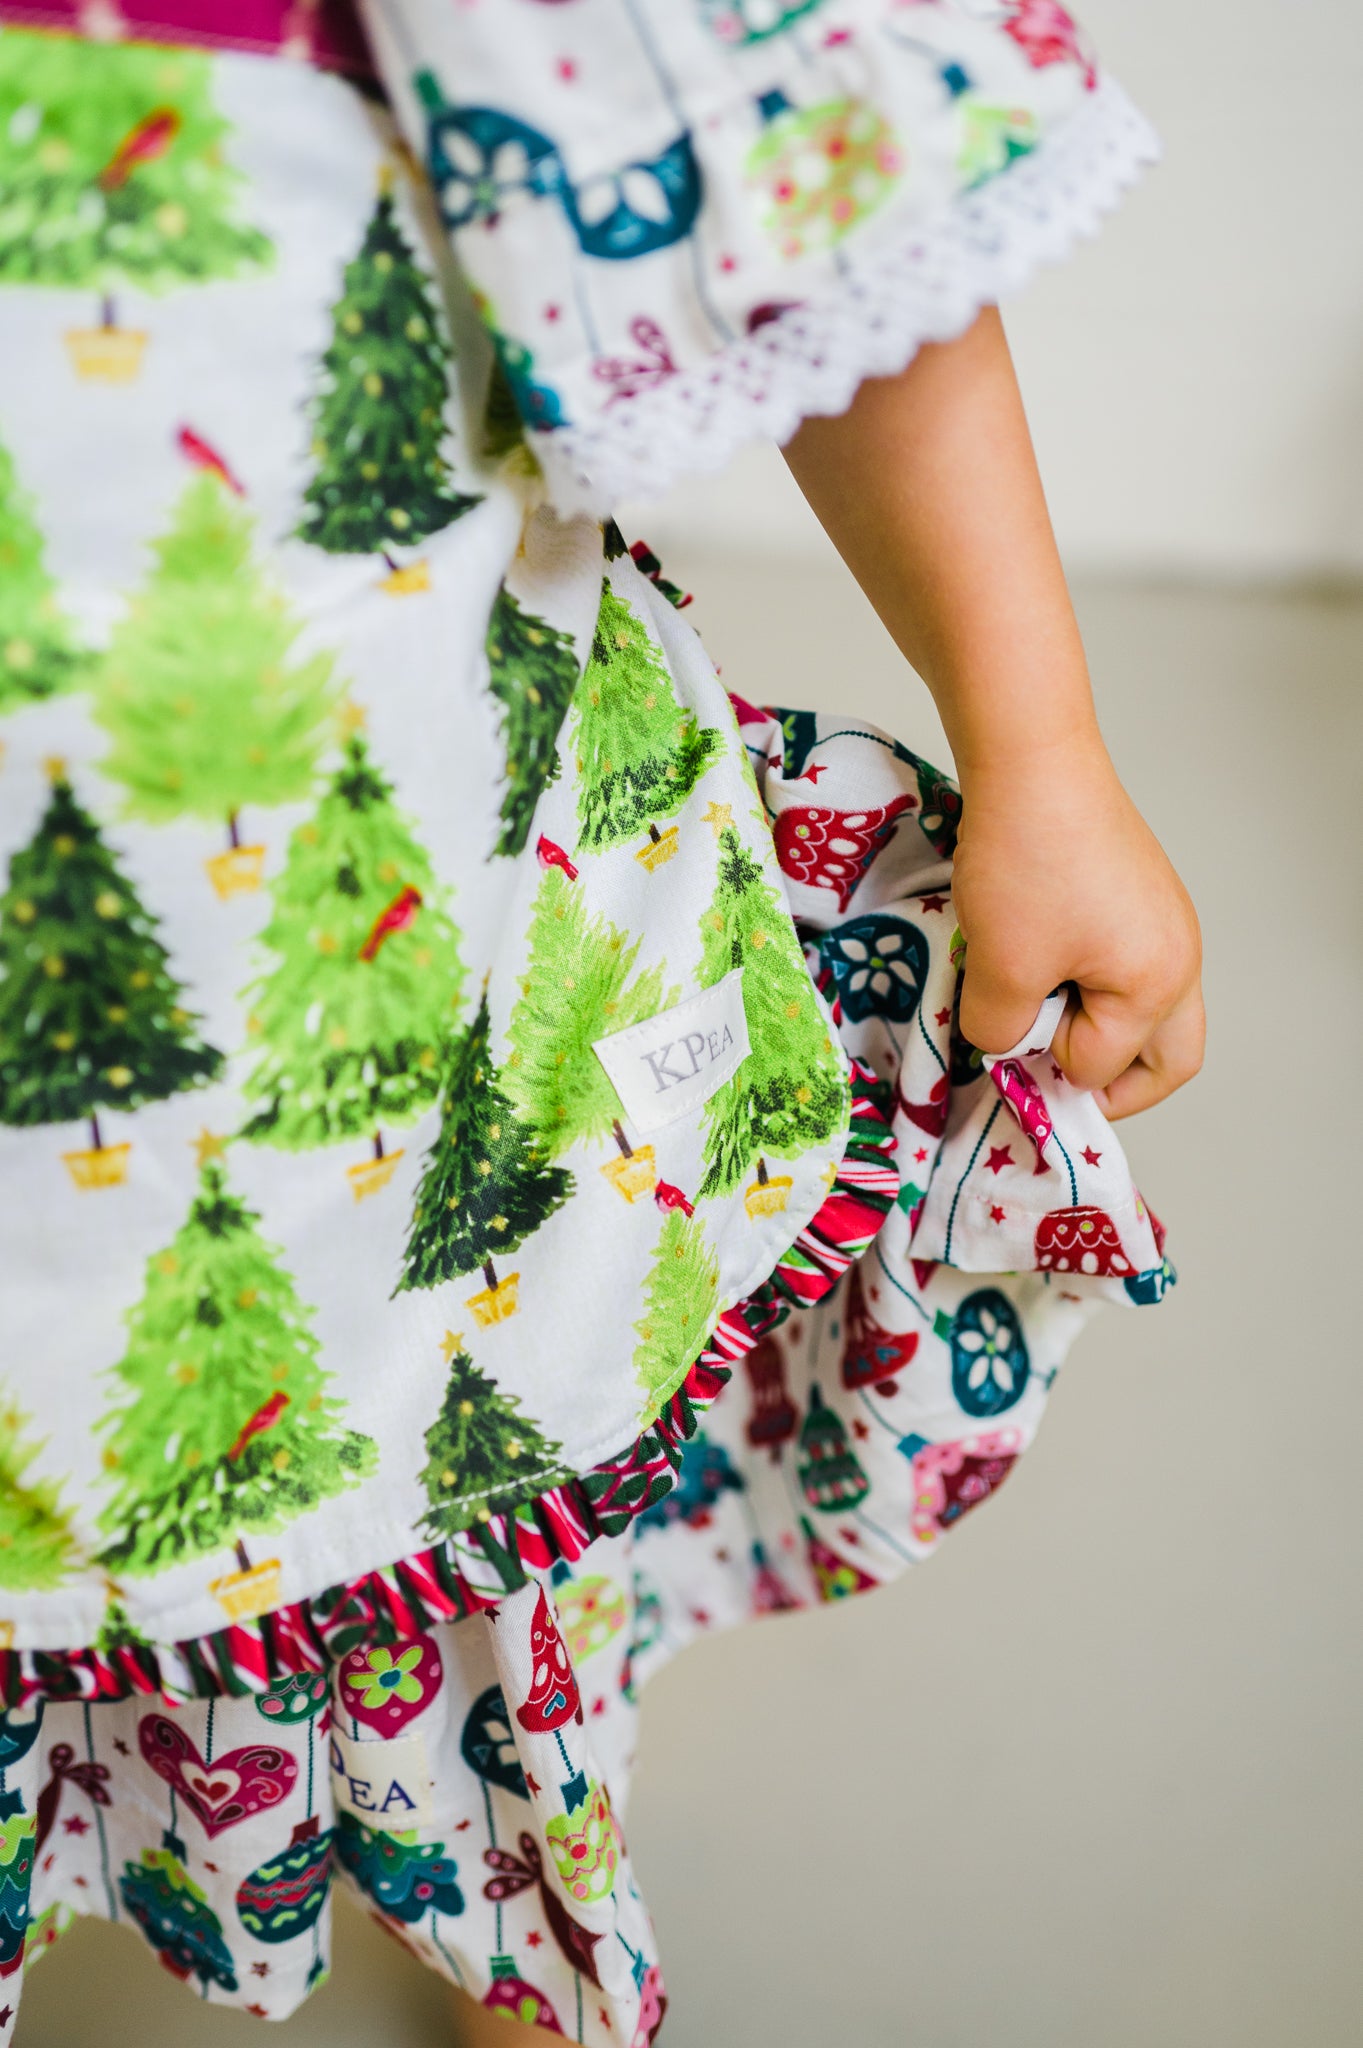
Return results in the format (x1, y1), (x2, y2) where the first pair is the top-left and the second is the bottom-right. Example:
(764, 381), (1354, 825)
(536, 76), (1159, 511)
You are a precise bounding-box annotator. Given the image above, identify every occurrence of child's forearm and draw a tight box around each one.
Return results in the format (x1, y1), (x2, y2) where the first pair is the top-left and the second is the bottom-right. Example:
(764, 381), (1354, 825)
(782, 310), (1204, 1118)
(782, 307), (1098, 779)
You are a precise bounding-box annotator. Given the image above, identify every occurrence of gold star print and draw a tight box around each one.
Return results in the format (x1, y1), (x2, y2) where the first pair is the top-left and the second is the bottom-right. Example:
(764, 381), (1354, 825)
(191, 1128), (228, 1168)
(42, 755), (67, 784)
(702, 800), (733, 838)
(440, 1330), (465, 1362)
(336, 700), (368, 739)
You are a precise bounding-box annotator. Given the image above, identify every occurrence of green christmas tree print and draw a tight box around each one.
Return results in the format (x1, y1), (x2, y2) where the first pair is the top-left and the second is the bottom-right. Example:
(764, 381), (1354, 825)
(633, 1210), (720, 1426)
(297, 187), (478, 573)
(398, 988), (570, 1300)
(419, 1341), (572, 1539)
(0, 770), (221, 1173)
(0, 435), (86, 712)
(697, 824), (847, 1200)
(0, 29), (270, 376)
(504, 865), (674, 1160)
(571, 580), (721, 855)
(0, 1382), (79, 1593)
(240, 731), (466, 1176)
(485, 586), (579, 859)
(97, 1158), (376, 1574)
(96, 472), (339, 891)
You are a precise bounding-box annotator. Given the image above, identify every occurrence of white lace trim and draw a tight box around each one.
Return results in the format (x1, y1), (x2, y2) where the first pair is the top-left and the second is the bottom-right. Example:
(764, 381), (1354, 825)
(534, 75), (1159, 514)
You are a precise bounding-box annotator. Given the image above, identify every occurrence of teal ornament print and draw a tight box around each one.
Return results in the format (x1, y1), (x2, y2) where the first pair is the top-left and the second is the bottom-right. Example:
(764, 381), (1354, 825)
(950, 1289), (1030, 1417)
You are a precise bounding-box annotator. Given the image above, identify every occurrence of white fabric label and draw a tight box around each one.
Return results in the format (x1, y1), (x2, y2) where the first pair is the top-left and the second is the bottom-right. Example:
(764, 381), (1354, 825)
(593, 967), (750, 1134)
(329, 1728), (434, 1828)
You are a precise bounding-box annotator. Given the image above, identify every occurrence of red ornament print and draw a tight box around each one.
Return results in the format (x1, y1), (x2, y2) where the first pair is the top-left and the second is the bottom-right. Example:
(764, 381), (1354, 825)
(1034, 1205), (1134, 1278)
(840, 1268), (919, 1394)
(514, 1585), (583, 1733)
(773, 796), (912, 910)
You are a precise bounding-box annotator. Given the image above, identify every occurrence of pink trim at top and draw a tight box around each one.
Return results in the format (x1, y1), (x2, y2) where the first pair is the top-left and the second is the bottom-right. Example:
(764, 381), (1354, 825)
(0, 0), (375, 74)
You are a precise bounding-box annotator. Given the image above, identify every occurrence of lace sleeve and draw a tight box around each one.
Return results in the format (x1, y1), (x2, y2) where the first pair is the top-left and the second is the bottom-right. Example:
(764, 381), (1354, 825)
(361, 1), (1157, 512)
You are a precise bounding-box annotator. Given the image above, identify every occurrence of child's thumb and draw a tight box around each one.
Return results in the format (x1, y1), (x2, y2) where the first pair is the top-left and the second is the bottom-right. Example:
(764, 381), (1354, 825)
(958, 955), (1051, 1057)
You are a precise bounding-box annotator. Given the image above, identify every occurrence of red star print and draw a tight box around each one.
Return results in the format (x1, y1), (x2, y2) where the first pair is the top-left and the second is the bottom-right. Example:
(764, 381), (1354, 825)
(920, 894), (948, 914)
(869, 1284), (880, 1300)
(62, 1814), (90, 1836)
(555, 57), (577, 81)
(914, 1146), (928, 1162)
(72, 1873), (88, 1888)
(0, 2006), (12, 2028)
(1082, 1146), (1102, 1166)
(543, 303), (562, 324)
(985, 1144), (1014, 1175)
(852, 1418), (870, 1441)
(691, 1606), (711, 1626)
(934, 1008), (952, 1027)
(714, 1546), (731, 1563)
(41, 1854), (54, 1874)
(989, 1204), (1006, 1224)
(246, 2004), (270, 2019)
(251, 1963), (271, 1979)
(113, 1738), (130, 1756)
(779, 1531), (795, 1550)
(1051, 1062), (1064, 1083)
(823, 27), (852, 44)
(839, 1527), (859, 1545)
(591, 1696), (607, 1717)
(527, 1930), (543, 1948)
(455, 1818), (472, 1831)
(799, 761), (828, 784)
(718, 252), (737, 273)
(525, 1772), (542, 1797)
(203, 1861), (219, 1875)
(599, 2010), (611, 2030)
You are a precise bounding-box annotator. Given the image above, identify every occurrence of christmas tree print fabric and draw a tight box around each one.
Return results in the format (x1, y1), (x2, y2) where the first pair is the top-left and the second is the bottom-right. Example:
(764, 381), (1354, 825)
(0, 16), (1172, 2039)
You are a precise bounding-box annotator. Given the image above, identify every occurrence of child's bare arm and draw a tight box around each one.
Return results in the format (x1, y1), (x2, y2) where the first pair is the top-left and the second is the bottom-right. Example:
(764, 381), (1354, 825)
(783, 307), (1204, 1120)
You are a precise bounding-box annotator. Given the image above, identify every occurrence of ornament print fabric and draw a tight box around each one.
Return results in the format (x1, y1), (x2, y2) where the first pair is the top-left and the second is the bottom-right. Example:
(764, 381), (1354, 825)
(0, 5), (1172, 2038)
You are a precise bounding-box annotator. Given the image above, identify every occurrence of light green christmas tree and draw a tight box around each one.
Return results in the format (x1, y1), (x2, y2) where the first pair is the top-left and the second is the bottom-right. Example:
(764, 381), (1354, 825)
(96, 472), (339, 881)
(397, 988), (571, 1298)
(697, 823), (847, 1199)
(504, 865), (674, 1159)
(633, 1210), (720, 1426)
(296, 185), (478, 564)
(240, 729), (465, 1163)
(0, 28), (271, 363)
(485, 586), (579, 858)
(0, 435), (86, 712)
(0, 769), (222, 1163)
(571, 580), (721, 853)
(0, 1382), (80, 1593)
(418, 1341), (572, 1539)
(97, 1155), (376, 1573)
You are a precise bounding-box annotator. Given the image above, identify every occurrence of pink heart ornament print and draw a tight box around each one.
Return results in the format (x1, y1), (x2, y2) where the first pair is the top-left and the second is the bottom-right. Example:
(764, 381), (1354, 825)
(337, 1635), (443, 1735)
(138, 1714), (297, 1837)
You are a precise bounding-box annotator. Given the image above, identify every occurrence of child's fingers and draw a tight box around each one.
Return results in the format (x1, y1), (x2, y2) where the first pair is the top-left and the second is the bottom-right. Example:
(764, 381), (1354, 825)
(1050, 989), (1161, 1095)
(1093, 993), (1206, 1121)
(957, 957), (1052, 1058)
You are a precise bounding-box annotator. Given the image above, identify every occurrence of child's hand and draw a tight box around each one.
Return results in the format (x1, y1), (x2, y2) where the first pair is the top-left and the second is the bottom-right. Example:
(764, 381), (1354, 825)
(952, 735), (1204, 1119)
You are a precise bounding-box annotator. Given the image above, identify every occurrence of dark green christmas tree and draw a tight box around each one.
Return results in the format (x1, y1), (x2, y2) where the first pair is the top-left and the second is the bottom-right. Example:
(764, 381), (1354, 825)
(571, 580), (721, 852)
(398, 988), (570, 1297)
(0, 1381), (79, 1593)
(697, 824), (847, 1199)
(97, 472), (338, 858)
(0, 30), (272, 291)
(504, 865), (673, 1159)
(241, 731), (465, 1155)
(297, 186), (478, 559)
(418, 1342), (572, 1538)
(97, 1159), (376, 1573)
(485, 586), (579, 858)
(0, 435), (86, 712)
(0, 770), (221, 1152)
(633, 1211), (720, 1426)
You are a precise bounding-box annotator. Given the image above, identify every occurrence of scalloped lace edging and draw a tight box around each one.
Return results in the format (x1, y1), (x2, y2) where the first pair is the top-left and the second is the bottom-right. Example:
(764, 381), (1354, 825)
(1, 1067), (898, 1708)
(535, 74), (1159, 513)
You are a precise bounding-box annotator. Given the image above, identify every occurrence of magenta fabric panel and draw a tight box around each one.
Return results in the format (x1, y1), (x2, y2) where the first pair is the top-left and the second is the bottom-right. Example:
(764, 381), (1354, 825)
(0, 0), (374, 73)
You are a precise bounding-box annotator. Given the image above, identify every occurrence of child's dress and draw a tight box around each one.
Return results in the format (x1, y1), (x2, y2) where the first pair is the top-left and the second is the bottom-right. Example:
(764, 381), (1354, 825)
(0, 4), (1173, 2038)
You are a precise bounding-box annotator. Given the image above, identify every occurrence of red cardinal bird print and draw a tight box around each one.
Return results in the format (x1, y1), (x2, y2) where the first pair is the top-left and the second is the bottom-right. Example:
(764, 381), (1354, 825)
(360, 885), (422, 962)
(653, 1180), (694, 1217)
(536, 834), (579, 882)
(227, 1391), (290, 1463)
(98, 107), (181, 191)
(177, 425), (245, 496)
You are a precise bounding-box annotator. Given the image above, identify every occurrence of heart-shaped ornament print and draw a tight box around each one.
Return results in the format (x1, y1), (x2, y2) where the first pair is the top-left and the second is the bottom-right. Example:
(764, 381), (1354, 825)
(139, 1714), (297, 1837)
